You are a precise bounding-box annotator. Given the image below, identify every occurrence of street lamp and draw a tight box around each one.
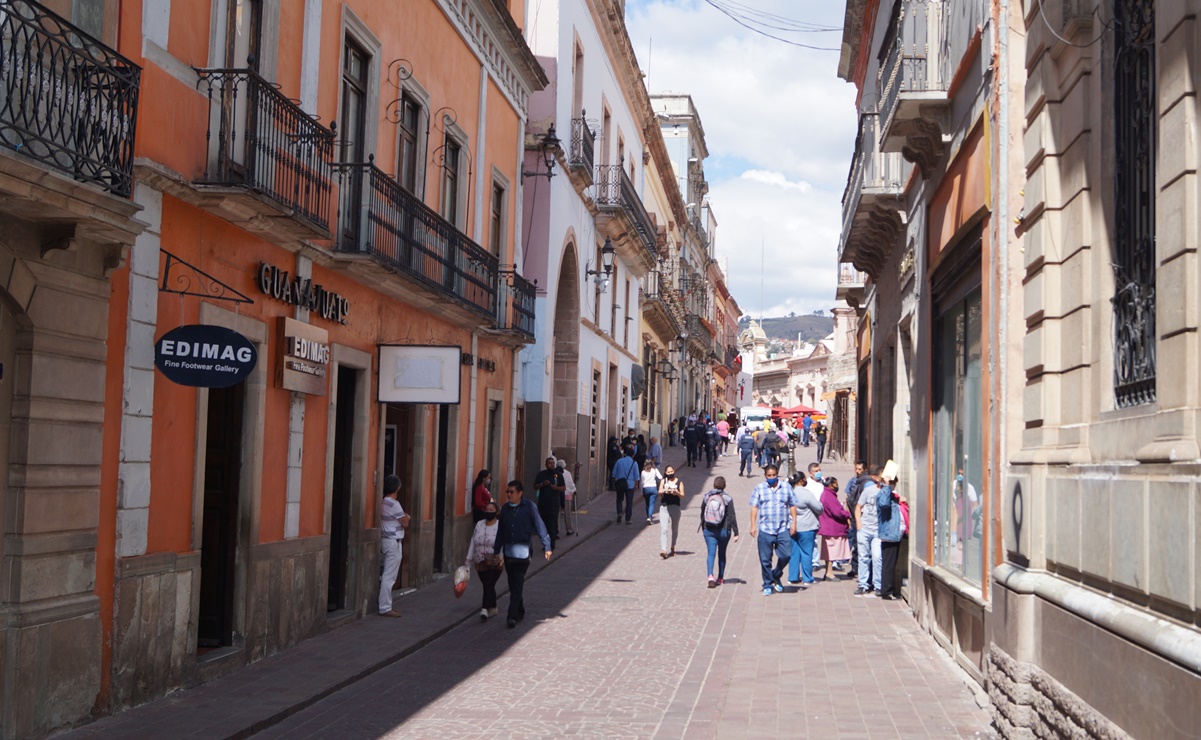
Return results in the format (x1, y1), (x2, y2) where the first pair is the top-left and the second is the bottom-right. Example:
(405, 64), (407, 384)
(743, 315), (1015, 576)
(586, 237), (617, 291)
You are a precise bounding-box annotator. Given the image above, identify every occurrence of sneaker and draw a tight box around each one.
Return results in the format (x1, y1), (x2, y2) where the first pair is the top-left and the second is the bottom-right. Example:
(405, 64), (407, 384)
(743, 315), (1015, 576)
(646, 518), (653, 525)
(616, 516), (623, 524)
(479, 608), (489, 621)
(707, 576), (717, 589)
(787, 580), (802, 585)
(772, 582), (784, 593)
(716, 578), (724, 586)
(854, 587), (870, 597)
(507, 618), (517, 628)
(762, 587), (773, 596)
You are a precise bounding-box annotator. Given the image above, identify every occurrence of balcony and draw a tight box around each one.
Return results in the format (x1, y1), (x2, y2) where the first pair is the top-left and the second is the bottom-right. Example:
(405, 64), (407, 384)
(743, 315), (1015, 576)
(492, 269), (537, 343)
(567, 114), (595, 189)
(0, 0), (144, 250)
(839, 113), (907, 279)
(332, 161), (498, 325)
(836, 264), (868, 308)
(685, 312), (714, 358)
(877, 0), (949, 176)
(641, 270), (681, 340)
(194, 68), (335, 241)
(594, 164), (658, 273)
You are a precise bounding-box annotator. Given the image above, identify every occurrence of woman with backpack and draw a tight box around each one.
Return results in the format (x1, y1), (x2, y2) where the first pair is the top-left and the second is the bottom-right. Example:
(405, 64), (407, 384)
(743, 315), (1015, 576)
(658, 466), (685, 558)
(699, 476), (739, 587)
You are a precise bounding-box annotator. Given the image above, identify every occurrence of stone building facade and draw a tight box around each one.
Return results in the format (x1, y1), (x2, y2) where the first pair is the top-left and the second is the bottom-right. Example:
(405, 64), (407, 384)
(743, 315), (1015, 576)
(837, 1), (1201, 737)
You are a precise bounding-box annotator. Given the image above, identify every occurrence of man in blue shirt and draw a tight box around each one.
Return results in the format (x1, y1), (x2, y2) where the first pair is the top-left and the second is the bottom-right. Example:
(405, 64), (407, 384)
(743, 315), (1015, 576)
(748, 464), (798, 595)
(610, 447), (640, 524)
(494, 480), (552, 628)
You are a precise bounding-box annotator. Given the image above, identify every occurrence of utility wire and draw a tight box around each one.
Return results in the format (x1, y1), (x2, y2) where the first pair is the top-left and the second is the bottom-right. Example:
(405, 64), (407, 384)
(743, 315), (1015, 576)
(703, 0), (841, 51)
(711, 0), (840, 33)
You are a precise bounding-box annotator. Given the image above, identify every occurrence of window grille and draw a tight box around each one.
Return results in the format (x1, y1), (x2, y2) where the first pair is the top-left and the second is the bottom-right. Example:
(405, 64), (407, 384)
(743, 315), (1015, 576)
(1112, 0), (1157, 407)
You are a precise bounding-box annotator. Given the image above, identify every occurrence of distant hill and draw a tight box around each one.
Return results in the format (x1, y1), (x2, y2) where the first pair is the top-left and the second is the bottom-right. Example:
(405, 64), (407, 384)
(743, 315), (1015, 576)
(739, 314), (834, 344)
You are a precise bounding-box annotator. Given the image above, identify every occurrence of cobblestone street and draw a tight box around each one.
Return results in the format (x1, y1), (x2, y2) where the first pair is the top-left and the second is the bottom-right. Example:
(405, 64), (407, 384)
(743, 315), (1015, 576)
(260, 447), (991, 739)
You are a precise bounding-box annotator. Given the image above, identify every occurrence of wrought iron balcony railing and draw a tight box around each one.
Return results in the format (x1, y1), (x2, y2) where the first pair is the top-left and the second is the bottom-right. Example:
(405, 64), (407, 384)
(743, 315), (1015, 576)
(877, 0), (945, 138)
(497, 268), (536, 339)
(595, 164), (658, 260)
(569, 114), (595, 174)
(196, 68), (335, 232)
(334, 160), (497, 318)
(0, 0), (140, 197)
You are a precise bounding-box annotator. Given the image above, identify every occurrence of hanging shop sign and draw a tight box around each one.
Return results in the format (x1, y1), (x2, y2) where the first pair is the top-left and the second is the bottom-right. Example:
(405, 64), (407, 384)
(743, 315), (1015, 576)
(279, 317), (330, 396)
(378, 345), (462, 404)
(154, 324), (257, 388)
(258, 262), (349, 324)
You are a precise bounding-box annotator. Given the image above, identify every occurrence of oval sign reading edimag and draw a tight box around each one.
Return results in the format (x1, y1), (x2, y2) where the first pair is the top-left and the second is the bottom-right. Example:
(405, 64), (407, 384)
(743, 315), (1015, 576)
(154, 324), (257, 388)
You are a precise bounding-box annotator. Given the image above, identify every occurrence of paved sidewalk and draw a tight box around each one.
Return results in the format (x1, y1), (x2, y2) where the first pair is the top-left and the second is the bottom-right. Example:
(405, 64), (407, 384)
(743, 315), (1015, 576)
(65, 446), (992, 739)
(63, 499), (617, 739)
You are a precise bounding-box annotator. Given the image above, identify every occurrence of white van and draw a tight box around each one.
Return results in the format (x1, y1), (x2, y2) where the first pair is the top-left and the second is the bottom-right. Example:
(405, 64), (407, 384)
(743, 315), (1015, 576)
(739, 406), (771, 432)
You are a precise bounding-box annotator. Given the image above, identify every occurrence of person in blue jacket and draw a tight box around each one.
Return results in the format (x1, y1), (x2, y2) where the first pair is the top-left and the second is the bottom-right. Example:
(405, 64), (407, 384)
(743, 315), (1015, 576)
(876, 473), (906, 600)
(494, 480), (552, 628)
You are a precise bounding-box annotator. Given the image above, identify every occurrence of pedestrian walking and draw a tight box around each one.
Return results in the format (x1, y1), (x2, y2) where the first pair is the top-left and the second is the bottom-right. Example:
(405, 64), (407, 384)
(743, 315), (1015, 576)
(804, 463), (826, 571)
(716, 417), (730, 455)
(558, 459), (577, 536)
(378, 474), (410, 617)
(641, 460), (663, 525)
(533, 456), (565, 550)
(683, 420), (700, 466)
(816, 476), (852, 581)
(855, 466), (884, 596)
(748, 464), (798, 596)
(465, 501), (504, 620)
(785, 471), (823, 586)
(471, 469), (493, 524)
(606, 436), (622, 490)
(634, 433), (648, 472)
(704, 422), (719, 467)
(611, 446), (640, 524)
(647, 436), (662, 468)
(815, 421), (828, 463)
(737, 426), (755, 477)
(659, 466), (685, 558)
(494, 480), (552, 628)
(668, 419), (677, 447)
(699, 476), (739, 587)
(801, 413), (812, 446)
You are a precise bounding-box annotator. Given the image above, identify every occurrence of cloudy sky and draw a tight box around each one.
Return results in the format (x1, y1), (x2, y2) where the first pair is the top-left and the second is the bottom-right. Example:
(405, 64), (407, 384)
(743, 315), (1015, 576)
(624, 0), (857, 319)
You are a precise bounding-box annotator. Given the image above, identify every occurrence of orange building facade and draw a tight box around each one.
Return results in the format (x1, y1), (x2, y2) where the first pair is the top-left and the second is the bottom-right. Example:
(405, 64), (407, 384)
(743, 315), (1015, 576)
(0, 0), (544, 736)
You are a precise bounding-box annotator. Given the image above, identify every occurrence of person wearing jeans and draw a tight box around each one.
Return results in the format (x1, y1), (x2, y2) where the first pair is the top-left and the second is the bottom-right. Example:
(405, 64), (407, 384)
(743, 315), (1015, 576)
(700, 477), (739, 586)
(640, 461), (663, 525)
(854, 466), (883, 595)
(786, 471), (823, 585)
(611, 448), (639, 524)
(748, 464), (798, 595)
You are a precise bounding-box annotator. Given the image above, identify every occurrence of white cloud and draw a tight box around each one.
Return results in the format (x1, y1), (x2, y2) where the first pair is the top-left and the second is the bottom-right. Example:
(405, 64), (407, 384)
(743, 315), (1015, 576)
(740, 170), (812, 192)
(626, 0), (858, 317)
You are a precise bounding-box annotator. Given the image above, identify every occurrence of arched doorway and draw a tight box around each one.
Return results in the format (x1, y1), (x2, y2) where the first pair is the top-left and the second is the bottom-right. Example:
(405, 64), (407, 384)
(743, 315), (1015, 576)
(551, 245), (580, 468)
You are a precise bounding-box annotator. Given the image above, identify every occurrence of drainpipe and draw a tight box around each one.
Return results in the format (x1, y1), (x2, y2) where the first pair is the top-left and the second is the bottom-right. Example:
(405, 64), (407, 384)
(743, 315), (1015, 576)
(994, 0), (1011, 575)
(508, 346), (521, 482)
(466, 330), (479, 514)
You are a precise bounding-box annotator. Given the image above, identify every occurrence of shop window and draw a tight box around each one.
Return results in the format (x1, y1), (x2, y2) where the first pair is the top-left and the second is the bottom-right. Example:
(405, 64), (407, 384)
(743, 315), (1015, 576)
(932, 287), (983, 584)
(1112, 0), (1156, 407)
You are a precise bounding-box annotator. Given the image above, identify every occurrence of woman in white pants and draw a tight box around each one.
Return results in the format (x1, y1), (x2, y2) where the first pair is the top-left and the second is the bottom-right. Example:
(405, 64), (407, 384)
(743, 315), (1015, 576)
(557, 459), (577, 535)
(659, 466), (685, 559)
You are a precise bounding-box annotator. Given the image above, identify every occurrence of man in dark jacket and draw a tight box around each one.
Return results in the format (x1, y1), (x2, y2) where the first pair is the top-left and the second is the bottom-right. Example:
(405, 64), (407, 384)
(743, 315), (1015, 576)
(495, 480), (552, 628)
(682, 421), (700, 467)
(737, 428), (756, 477)
(533, 457), (565, 550)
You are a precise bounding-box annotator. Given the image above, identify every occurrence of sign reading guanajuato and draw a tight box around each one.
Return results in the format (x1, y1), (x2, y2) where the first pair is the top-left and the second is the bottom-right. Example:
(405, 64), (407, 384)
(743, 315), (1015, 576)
(154, 325), (257, 388)
(258, 262), (349, 324)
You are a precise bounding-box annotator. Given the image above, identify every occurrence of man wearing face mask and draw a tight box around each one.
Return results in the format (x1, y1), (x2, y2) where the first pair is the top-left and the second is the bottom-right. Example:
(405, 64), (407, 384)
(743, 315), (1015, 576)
(748, 464), (799, 596)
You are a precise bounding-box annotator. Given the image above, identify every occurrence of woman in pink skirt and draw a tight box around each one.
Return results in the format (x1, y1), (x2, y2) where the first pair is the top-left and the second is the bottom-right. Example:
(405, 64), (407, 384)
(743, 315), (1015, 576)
(817, 476), (852, 581)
